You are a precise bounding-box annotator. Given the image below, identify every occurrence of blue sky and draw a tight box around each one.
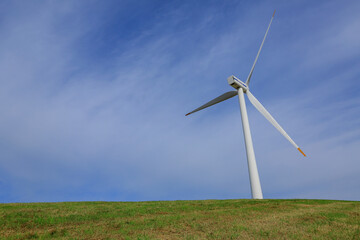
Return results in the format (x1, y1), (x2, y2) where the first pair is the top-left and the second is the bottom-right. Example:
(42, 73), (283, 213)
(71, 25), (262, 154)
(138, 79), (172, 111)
(0, 0), (359, 203)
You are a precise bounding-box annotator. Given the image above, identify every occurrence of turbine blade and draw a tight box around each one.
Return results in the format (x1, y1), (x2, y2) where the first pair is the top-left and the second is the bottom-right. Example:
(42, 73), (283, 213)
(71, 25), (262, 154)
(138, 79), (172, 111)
(245, 10), (276, 86)
(246, 90), (306, 157)
(186, 91), (238, 116)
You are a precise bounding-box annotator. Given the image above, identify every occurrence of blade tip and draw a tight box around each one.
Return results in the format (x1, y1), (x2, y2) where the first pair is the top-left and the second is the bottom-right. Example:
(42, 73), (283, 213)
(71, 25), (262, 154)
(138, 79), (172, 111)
(273, 10), (276, 17)
(185, 113), (190, 116)
(297, 148), (306, 157)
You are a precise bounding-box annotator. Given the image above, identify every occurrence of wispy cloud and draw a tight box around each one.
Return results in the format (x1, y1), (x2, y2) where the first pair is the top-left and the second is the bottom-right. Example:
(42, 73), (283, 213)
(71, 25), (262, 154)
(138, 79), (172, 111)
(0, 0), (359, 202)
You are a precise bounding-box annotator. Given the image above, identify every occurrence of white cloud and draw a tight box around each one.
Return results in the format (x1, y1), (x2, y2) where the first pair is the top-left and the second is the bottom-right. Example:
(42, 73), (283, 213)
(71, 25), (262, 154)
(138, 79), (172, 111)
(0, 0), (359, 202)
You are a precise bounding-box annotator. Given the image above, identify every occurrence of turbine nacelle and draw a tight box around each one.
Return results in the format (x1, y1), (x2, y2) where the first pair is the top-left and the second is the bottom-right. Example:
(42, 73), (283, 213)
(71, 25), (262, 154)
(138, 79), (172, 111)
(227, 75), (248, 91)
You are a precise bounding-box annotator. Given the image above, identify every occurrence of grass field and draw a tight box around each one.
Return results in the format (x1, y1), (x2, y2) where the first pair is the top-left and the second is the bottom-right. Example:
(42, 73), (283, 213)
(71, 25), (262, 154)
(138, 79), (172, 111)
(0, 199), (359, 239)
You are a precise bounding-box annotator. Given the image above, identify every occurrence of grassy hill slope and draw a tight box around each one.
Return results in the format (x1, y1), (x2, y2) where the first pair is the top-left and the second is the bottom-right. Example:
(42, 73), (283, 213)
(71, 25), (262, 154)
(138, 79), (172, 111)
(1, 199), (359, 239)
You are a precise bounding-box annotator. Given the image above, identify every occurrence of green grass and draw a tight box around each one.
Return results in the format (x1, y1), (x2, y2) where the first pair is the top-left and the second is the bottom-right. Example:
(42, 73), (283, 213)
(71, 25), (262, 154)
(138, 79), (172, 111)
(1, 199), (359, 239)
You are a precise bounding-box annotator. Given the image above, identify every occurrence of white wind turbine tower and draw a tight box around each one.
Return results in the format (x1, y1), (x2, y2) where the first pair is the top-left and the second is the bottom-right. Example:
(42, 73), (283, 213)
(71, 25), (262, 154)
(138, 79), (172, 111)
(185, 10), (306, 199)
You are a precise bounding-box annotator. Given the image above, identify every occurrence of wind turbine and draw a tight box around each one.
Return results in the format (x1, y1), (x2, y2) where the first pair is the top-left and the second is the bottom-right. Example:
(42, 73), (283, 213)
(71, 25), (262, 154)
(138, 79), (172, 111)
(185, 10), (306, 199)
